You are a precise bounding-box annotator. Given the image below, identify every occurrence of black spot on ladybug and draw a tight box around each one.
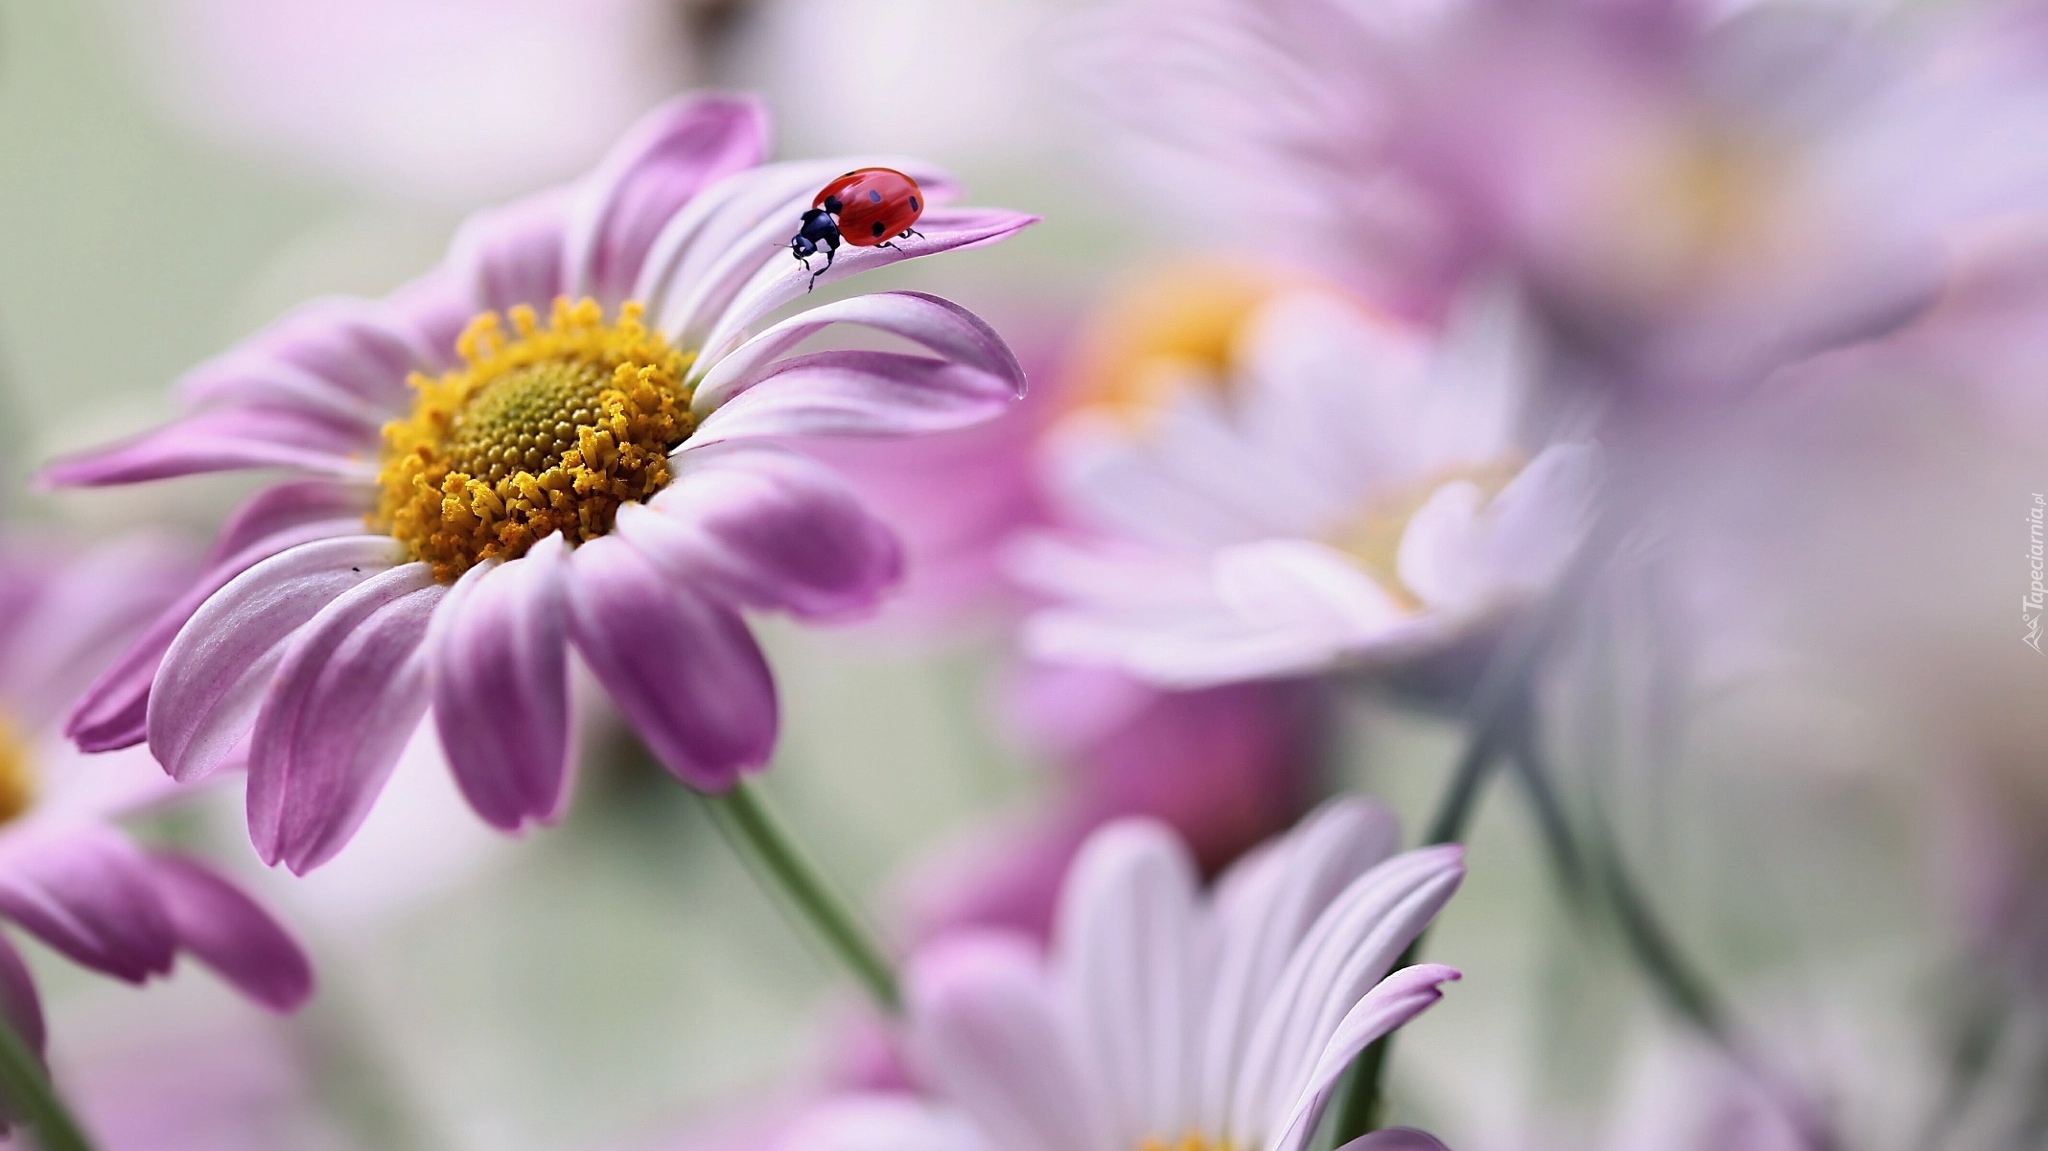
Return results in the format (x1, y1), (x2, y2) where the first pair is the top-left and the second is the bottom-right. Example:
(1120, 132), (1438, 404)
(870, 221), (885, 237)
(868, 190), (882, 203)
(909, 196), (920, 211)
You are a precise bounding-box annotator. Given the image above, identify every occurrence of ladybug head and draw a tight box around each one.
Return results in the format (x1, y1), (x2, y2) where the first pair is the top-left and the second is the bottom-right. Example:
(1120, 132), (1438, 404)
(790, 234), (818, 258)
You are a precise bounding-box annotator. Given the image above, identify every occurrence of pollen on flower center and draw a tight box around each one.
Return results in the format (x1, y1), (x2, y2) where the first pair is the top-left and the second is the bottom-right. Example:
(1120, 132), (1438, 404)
(373, 297), (697, 583)
(0, 712), (37, 826)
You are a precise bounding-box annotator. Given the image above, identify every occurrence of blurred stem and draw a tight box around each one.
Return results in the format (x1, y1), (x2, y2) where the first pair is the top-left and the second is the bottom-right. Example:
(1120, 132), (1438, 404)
(0, 1014), (94, 1151)
(1327, 533), (1603, 1145)
(1499, 706), (1588, 902)
(1324, 620), (1562, 1143)
(298, 978), (449, 1151)
(1913, 976), (2009, 1151)
(1513, 711), (1847, 1151)
(702, 779), (902, 1013)
(1510, 729), (1726, 1039)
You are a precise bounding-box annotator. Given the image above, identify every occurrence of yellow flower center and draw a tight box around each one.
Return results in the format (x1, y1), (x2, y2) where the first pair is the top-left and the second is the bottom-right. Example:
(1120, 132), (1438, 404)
(1138, 1135), (1229, 1151)
(1606, 123), (1795, 302)
(373, 297), (696, 583)
(0, 712), (37, 826)
(1333, 459), (1527, 611)
(1068, 259), (1314, 425)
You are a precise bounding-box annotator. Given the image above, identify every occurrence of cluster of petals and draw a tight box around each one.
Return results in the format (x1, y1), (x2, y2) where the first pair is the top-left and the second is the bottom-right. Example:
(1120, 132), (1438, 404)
(47, 93), (1036, 874)
(0, 535), (312, 1087)
(1014, 283), (1593, 687)
(1092, 0), (2048, 396)
(784, 798), (1464, 1151)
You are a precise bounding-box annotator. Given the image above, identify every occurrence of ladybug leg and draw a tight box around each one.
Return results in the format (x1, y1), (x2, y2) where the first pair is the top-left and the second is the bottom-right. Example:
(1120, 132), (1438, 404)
(878, 239), (904, 251)
(808, 243), (837, 292)
(903, 228), (924, 240)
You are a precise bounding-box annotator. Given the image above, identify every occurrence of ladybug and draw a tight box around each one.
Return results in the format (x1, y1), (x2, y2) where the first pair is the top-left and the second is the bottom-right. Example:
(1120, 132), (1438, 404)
(789, 167), (926, 290)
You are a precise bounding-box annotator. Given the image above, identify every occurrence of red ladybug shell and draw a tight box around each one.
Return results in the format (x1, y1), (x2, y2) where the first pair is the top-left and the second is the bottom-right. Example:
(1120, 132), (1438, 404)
(815, 168), (924, 247)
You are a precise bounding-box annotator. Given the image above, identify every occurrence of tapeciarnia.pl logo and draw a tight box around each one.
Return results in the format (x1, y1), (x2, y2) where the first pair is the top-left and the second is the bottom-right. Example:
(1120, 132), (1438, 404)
(2028, 493), (2045, 653)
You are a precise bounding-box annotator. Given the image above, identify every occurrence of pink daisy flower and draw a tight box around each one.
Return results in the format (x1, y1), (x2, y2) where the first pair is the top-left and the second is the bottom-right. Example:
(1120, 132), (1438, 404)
(46, 93), (1035, 874)
(0, 535), (313, 1074)
(1012, 271), (1593, 688)
(784, 799), (1464, 1151)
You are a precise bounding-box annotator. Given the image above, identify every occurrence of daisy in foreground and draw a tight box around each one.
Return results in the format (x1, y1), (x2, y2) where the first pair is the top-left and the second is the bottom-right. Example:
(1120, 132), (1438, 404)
(47, 93), (1033, 874)
(784, 798), (1464, 1151)
(0, 535), (312, 1084)
(1014, 268), (1593, 688)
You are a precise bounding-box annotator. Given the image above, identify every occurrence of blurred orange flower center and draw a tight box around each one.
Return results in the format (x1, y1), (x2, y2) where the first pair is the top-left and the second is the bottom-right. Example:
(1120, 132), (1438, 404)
(1138, 1134), (1230, 1151)
(372, 297), (696, 584)
(1068, 260), (1303, 424)
(0, 712), (37, 826)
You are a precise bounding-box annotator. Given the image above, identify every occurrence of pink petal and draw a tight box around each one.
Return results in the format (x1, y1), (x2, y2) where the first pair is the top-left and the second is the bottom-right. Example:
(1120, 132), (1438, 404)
(564, 535), (776, 791)
(1051, 821), (1203, 1149)
(687, 351), (1020, 446)
(1272, 965), (1463, 1151)
(177, 295), (435, 412)
(616, 446), (902, 620)
(247, 563), (445, 874)
(777, 1095), (991, 1151)
(386, 269), (476, 364)
(693, 291), (1025, 414)
(0, 826), (176, 983)
(1201, 799), (1399, 1131)
(40, 288), (445, 490)
(148, 536), (400, 783)
(427, 535), (573, 831)
(145, 854), (313, 1012)
(205, 481), (376, 565)
(0, 536), (193, 724)
(563, 94), (771, 305)
(40, 406), (378, 487)
(68, 484), (366, 753)
(647, 157), (963, 344)
(906, 932), (1106, 1151)
(699, 206), (1038, 362)
(1233, 846), (1466, 1146)
(448, 186), (572, 315)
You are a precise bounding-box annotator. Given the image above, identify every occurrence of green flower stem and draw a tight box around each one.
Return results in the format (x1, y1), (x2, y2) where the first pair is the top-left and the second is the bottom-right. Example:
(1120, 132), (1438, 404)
(1325, 515), (1616, 1148)
(1913, 978), (2008, 1151)
(1323, 620), (1557, 1146)
(1498, 706), (1588, 902)
(0, 1014), (94, 1151)
(1510, 715), (1843, 1151)
(703, 779), (902, 1013)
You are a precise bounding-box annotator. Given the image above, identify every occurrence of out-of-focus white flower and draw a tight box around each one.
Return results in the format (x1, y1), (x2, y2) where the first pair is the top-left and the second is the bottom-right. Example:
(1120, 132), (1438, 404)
(1014, 269), (1593, 687)
(1083, 0), (2048, 396)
